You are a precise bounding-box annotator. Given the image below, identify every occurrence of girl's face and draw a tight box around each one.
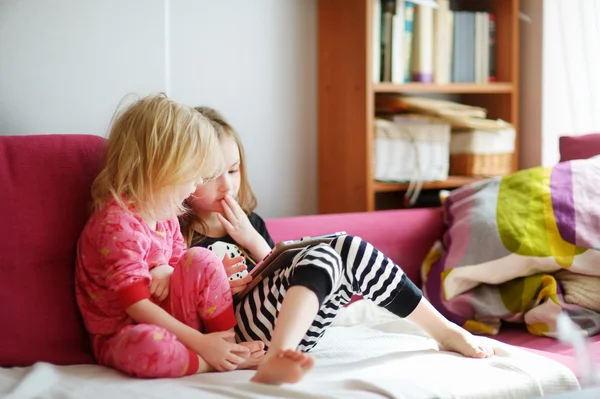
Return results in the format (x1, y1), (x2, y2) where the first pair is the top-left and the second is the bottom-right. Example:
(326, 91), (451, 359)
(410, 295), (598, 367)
(188, 136), (241, 214)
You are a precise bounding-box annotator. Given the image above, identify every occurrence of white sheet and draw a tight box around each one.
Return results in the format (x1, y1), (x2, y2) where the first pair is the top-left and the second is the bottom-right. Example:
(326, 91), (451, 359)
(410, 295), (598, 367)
(0, 301), (580, 399)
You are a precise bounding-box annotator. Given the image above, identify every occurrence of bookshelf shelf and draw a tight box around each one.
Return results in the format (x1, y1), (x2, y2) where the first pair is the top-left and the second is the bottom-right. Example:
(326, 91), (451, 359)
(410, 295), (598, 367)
(374, 176), (483, 192)
(373, 82), (513, 94)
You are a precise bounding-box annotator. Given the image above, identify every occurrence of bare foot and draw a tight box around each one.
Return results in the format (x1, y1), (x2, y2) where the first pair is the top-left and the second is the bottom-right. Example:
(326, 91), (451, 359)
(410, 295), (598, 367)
(437, 326), (494, 359)
(251, 349), (315, 385)
(238, 341), (266, 370)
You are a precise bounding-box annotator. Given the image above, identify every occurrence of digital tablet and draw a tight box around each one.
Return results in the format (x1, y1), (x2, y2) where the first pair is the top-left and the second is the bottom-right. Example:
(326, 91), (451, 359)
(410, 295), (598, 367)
(234, 231), (347, 300)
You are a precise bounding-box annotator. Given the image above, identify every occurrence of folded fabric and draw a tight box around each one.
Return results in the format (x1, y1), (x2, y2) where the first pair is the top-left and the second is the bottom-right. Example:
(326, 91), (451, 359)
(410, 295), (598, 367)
(422, 156), (600, 337)
(555, 269), (600, 313)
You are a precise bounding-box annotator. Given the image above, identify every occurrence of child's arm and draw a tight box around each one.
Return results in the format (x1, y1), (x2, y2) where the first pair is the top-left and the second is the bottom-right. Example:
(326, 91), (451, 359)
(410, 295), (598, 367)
(218, 195), (272, 261)
(126, 299), (249, 371)
(168, 216), (186, 266)
(147, 217), (186, 302)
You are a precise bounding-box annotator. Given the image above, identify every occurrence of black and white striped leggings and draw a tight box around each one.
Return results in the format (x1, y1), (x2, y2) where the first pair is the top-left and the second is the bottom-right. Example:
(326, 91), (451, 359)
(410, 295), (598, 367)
(234, 235), (423, 352)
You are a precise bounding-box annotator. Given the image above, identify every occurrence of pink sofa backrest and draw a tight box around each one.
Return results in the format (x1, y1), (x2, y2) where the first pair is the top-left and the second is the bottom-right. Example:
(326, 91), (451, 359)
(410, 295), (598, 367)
(265, 208), (443, 286)
(0, 134), (106, 367)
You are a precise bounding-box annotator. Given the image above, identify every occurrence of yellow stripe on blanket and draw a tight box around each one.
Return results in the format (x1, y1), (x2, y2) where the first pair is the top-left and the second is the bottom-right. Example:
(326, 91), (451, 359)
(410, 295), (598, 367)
(527, 322), (550, 336)
(463, 320), (497, 335)
(497, 167), (585, 267)
(421, 241), (444, 285)
(536, 274), (560, 307)
(499, 274), (545, 314)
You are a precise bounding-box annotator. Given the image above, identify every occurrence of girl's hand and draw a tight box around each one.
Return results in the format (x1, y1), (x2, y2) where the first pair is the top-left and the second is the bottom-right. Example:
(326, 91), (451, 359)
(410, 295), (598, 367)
(223, 255), (252, 295)
(238, 340), (266, 370)
(217, 195), (271, 260)
(149, 264), (173, 302)
(192, 330), (250, 371)
(217, 195), (261, 249)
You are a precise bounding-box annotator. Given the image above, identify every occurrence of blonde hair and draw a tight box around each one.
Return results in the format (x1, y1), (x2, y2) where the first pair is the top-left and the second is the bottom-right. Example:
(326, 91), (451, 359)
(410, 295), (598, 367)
(180, 106), (257, 246)
(91, 93), (222, 222)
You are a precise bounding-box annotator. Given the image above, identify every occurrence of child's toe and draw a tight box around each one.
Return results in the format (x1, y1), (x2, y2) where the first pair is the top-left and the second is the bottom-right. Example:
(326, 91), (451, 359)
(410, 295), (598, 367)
(300, 355), (315, 369)
(482, 345), (494, 357)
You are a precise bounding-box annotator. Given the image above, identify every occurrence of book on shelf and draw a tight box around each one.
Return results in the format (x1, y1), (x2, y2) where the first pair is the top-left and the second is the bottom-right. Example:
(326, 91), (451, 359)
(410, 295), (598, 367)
(373, 0), (497, 84)
(382, 0), (394, 81)
(373, 0), (381, 83)
(411, 2), (434, 82)
(402, 2), (415, 82)
(391, 0), (405, 82)
(433, 0), (452, 84)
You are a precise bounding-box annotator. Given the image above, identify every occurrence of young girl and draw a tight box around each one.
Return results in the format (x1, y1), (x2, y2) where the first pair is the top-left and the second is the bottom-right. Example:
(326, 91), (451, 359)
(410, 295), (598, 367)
(74, 94), (264, 379)
(181, 106), (495, 385)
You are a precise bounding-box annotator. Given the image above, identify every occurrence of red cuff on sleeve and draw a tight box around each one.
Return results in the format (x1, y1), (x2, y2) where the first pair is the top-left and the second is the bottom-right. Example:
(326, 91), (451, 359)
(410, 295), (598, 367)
(117, 281), (151, 309)
(185, 348), (200, 375)
(203, 305), (237, 333)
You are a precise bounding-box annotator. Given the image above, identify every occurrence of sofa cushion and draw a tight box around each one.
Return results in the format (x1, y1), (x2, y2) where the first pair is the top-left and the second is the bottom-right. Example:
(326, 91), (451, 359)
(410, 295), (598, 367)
(559, 133), (600, 162)
(0, 134), (106, 366)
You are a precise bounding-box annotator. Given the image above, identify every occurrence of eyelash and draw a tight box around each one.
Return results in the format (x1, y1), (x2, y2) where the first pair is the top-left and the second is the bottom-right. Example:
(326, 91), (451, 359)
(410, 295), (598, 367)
(228, 169), (239, 174)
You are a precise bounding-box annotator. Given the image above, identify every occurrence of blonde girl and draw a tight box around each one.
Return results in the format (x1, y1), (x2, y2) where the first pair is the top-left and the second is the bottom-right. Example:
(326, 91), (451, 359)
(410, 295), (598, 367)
(181, 107), (494, 385)
(75, 94), (264, 379)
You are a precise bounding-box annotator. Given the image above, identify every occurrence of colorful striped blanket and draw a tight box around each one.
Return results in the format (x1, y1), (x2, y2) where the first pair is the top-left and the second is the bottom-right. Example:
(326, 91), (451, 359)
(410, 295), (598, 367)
(422, 156), (600, 337)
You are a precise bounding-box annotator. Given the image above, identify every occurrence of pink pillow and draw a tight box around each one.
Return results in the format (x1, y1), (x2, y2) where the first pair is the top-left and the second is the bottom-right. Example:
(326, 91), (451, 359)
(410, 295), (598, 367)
(0, 134), (106, 366)
(559, 133), (600, 162)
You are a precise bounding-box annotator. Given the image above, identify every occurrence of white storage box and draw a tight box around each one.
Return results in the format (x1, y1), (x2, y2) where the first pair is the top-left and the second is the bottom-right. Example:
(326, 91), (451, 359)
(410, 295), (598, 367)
(374, 117), (450, 182)
(450, 128), (515, 155)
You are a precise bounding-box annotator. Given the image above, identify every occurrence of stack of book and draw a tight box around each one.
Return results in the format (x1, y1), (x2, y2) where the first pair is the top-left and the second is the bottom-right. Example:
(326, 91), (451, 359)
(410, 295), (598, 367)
(373, 0), (496, 84)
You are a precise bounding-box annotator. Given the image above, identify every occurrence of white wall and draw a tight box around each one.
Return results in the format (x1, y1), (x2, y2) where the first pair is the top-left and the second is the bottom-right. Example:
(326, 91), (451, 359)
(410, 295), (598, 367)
(0, 0), (166, 135)
(169, 1), (317, 219)
(0, 0), (317, 218)
(520, 0), (600, 168)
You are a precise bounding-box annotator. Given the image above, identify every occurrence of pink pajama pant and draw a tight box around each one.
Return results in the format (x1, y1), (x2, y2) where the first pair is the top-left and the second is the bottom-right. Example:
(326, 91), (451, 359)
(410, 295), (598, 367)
(94, 247), (235, 378)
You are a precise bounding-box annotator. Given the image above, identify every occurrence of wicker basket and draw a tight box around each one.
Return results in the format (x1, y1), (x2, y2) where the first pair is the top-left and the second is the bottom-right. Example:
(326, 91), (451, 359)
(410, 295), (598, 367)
(450, 153), (513, 176)
(449, 128), (515, 177)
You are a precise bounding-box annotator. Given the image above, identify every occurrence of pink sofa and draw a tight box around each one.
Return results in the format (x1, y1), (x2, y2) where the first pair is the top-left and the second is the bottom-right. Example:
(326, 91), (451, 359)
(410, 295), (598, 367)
(1, 134), (598, 380)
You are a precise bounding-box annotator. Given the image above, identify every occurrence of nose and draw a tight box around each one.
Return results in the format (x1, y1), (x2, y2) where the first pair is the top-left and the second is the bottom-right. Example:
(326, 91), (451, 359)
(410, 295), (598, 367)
(218, 174), (232, 194)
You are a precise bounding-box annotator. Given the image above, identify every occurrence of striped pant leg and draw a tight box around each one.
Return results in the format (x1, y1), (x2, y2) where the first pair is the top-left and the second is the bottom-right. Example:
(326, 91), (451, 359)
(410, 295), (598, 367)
(331, 235), (422, 310)
(234, 264), (295, 350)
(300, 235), (423, 351)
(234, 244), (340, 351)
(235, 235), (422, 352)
(294, 243), (349, 351)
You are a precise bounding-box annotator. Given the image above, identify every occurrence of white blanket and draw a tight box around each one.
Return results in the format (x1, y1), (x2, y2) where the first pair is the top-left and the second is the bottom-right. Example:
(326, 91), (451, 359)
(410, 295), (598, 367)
(0, 301), (580, 399)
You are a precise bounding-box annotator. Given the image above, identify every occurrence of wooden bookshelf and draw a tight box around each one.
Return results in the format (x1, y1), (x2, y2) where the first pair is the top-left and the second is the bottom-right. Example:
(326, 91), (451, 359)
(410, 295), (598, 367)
(374, 82), (514, 94)
(317, 0), (519, 213)
(374, 176), (483, 192)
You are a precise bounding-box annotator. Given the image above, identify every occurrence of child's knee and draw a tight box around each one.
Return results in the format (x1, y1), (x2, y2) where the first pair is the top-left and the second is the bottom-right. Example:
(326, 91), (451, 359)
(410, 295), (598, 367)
(331, 234), (361, 246)
(308, 243), (344, 266)
(117, 324), (173, 350)
(180, 247), (227, 278)
(300, 244), (344, 282)
(310, 242), (341, 255)
(110, 325), (175, 376)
